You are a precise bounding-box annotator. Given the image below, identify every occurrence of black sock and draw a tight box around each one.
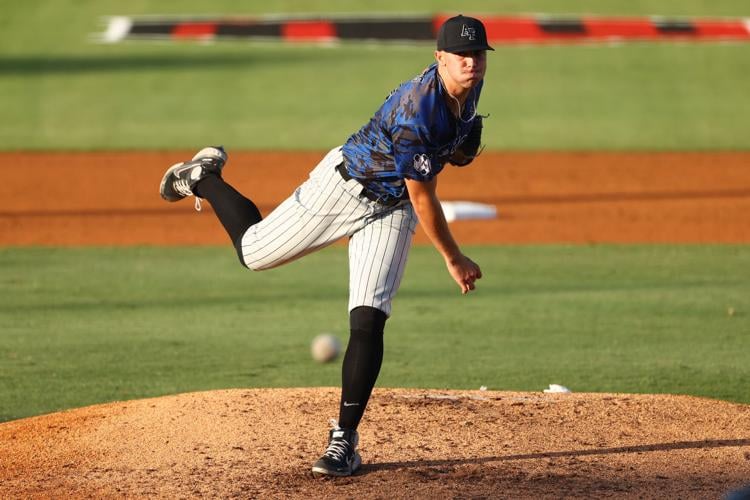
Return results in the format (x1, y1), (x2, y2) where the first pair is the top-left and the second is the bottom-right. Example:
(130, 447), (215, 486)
(338, 306), (387, 430)
(193, 175), (262, 257)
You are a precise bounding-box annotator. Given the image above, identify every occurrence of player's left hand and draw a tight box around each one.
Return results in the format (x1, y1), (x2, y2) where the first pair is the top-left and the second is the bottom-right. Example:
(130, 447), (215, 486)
(446, 254), (482, 294)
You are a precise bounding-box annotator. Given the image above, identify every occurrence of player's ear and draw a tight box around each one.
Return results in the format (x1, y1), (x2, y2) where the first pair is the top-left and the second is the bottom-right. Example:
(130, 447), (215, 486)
(435, 50), (444, 65)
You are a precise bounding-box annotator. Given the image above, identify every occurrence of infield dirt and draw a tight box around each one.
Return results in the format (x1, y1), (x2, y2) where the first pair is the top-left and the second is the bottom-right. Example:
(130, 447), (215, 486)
(1, 151), (749, 498)
(1, 151), (749, 245)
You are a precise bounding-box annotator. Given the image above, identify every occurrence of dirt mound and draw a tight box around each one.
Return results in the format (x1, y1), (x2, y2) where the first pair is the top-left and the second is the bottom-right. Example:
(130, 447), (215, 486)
(1, 388), (748, 498)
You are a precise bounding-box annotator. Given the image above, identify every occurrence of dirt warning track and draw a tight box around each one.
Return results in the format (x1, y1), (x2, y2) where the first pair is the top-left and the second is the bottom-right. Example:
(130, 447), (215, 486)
(1, 151), (749, 245)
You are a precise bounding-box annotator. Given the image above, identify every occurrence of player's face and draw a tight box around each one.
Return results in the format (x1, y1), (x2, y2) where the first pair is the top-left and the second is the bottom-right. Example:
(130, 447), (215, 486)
(438, 50), (487, 90)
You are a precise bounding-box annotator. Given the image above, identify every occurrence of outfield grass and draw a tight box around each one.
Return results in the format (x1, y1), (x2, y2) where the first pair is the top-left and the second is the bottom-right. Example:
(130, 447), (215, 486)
(1, 1), (749, 150)
(1, 0), (748, 423)
(1, 245), (747, 422)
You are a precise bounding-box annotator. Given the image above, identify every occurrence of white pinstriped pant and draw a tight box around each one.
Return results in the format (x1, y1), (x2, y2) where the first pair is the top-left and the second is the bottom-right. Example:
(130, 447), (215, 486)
(239, 147), (418, 316)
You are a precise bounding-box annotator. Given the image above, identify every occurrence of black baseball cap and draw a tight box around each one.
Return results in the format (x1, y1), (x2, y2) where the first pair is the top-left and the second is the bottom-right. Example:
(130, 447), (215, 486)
(436, 14), (494, 53)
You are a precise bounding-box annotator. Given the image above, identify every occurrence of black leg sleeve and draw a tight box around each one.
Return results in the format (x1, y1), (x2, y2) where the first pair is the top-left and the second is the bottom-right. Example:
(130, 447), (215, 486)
(193, 175), (262, 261)
(337, 306), (387, 430)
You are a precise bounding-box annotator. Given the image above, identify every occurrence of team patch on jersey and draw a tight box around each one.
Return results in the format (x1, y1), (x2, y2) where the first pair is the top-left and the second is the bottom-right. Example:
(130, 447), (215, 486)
(413, 154), (432, 175)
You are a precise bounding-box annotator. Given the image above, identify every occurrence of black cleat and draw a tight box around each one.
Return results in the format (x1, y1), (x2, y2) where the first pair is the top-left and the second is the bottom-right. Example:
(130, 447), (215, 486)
(311, 425), (361, 478)
(159, 146), (227, 209)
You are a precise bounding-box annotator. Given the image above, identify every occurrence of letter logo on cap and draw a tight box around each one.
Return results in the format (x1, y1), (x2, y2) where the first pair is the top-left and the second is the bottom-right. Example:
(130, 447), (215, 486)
(460, 24), (476, 41)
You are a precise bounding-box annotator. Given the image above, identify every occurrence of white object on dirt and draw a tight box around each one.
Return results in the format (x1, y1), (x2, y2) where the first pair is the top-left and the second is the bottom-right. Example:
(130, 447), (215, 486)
(440, 201), (497, 223)
(543, 384), (572, 393)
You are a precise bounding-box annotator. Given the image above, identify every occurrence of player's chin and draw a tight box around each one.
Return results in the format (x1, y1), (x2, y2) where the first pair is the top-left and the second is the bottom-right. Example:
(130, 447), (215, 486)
(462, 75), (482, 87)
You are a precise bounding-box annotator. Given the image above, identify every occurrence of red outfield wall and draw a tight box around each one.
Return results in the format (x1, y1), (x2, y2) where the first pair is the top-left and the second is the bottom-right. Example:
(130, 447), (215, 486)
(102, 14), (750, 44)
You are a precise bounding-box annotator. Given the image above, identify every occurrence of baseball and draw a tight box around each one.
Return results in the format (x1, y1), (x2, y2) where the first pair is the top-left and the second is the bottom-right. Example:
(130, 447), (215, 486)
(311, 334), (341, 363)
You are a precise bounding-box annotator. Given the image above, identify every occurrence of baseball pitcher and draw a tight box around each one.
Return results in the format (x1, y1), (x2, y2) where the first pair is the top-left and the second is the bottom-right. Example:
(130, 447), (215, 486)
(159, 14), (492, 477)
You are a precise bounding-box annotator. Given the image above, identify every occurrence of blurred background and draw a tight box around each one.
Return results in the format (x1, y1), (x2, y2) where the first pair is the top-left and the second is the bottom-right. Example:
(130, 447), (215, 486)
(2, 0), (749, 151)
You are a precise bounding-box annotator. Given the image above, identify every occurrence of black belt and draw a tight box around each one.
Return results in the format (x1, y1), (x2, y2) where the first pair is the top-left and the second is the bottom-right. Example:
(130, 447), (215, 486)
(336, 162), (403, 207)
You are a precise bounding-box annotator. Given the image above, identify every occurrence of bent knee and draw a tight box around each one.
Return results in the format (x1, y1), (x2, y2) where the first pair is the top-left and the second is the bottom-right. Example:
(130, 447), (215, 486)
(234, 237), (259, 270)
(245, 261), (270, 272)
(349, 306), (388, 334)
(236, 252), (275, 272)
(236, 252), (265, 271)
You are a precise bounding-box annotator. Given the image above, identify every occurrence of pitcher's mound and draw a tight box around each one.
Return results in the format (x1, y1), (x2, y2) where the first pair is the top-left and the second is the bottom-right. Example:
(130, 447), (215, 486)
(1, 388), (749, 498)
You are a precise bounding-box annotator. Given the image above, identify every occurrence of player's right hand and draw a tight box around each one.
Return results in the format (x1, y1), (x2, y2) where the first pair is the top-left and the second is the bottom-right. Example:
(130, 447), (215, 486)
(446, 254), (482, 294)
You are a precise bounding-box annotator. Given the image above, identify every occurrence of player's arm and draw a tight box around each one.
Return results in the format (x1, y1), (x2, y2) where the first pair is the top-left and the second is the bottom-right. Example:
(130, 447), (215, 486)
(405, 177), (482, 294)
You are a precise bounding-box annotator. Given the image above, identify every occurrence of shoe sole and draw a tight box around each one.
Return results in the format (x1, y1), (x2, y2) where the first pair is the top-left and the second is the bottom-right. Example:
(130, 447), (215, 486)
(192, 146), (227, 163)
(310, 453), (361, 478)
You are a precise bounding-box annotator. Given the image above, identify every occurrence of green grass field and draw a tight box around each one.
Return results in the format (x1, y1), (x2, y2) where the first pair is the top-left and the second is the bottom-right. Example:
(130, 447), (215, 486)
(1, 1), (748, 422)
(1, 245), (748, 422)
(1, 1), (749, 150)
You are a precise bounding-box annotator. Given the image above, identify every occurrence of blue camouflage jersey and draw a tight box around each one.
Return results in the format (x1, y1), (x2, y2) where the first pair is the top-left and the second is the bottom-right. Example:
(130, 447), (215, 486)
(341, 62), (483, 204)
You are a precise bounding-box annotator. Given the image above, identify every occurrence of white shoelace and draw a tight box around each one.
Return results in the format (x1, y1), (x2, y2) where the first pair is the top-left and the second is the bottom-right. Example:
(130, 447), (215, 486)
(172, 176), (203, 211)
(173, 178), (193, 197)
(323, 439), (349, 461)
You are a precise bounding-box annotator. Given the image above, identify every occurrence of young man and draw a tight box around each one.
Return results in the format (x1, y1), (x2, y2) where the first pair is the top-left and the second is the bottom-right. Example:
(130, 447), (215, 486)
(159, 14), (492, 477)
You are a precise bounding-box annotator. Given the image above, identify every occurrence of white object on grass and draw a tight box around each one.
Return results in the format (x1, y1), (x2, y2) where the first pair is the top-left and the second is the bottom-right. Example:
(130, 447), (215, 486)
(102, 17), (133, 43)
(310, 334), (341, 363)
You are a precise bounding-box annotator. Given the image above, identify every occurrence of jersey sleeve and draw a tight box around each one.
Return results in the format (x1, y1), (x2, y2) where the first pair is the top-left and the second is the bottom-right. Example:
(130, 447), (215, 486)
(391, 124), (437, 182)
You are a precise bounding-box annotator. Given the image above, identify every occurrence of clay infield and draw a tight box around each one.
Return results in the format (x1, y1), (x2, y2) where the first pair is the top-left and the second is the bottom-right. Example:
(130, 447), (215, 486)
(1, 151), (749, 498)
(2, 151), (749, 245)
